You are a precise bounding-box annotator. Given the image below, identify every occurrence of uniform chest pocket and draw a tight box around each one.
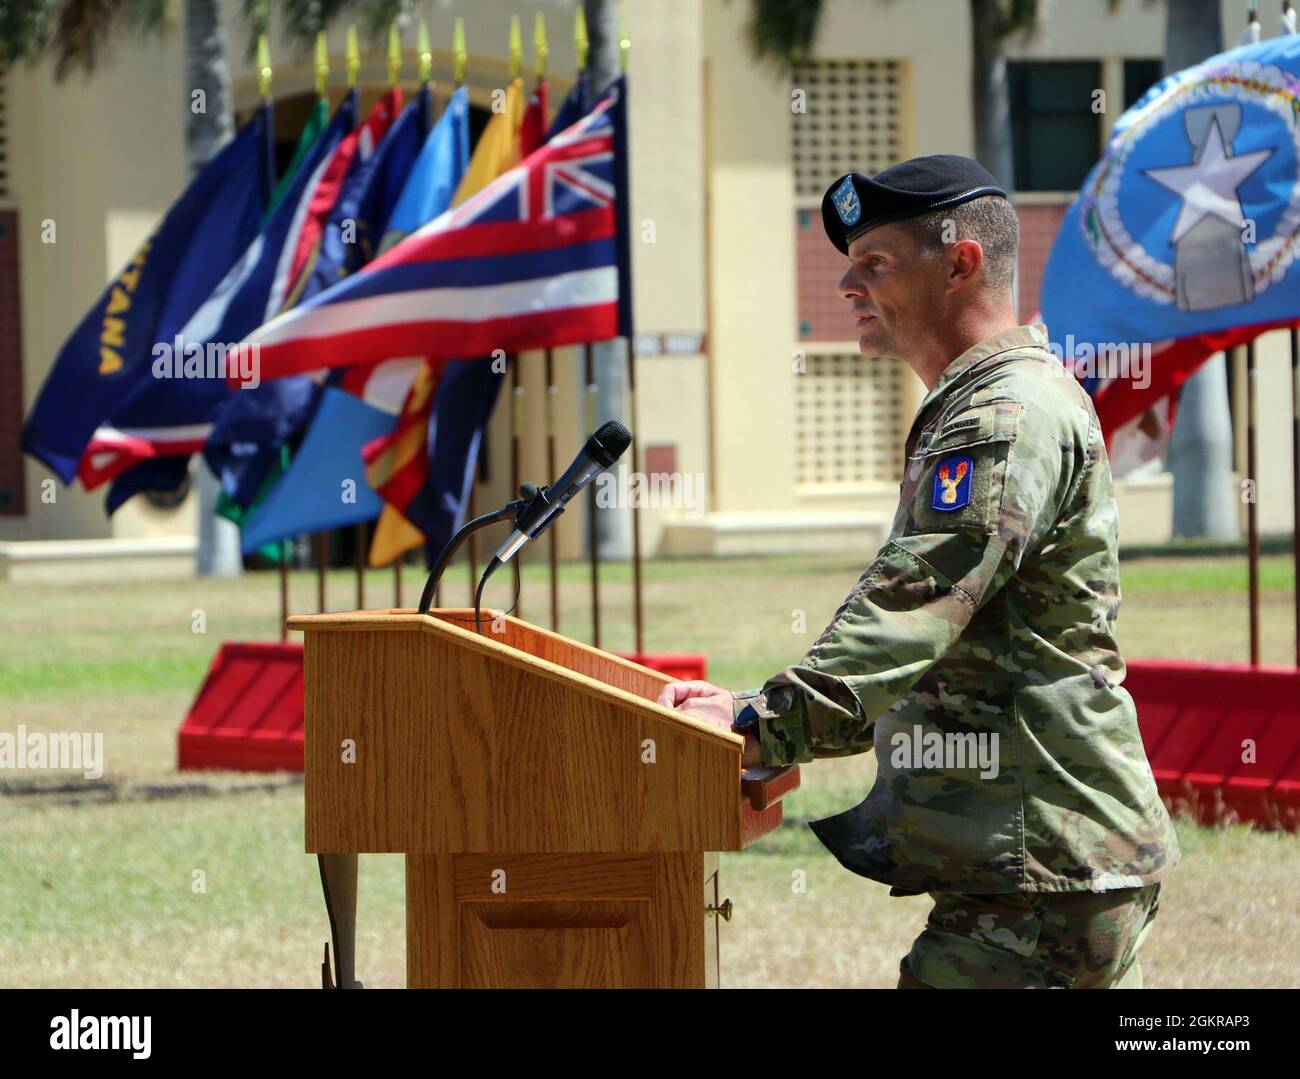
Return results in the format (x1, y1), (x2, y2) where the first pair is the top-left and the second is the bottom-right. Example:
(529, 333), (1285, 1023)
(905, 401), (1022, 536)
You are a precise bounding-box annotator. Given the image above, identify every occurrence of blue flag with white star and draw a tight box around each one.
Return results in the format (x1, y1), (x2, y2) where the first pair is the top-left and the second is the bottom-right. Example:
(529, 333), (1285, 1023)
(1041, 34), (1300, 358)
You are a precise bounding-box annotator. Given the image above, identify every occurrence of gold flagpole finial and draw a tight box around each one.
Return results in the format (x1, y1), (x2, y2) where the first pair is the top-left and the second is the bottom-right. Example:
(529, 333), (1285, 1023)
(619, 10), (630, 72)
(256, 33), (272, 100)
(534, 13), (548, 81)
(314, 31), (329, 99)
(417, 19), (432, 85)
(575, 5), (589, 72)
(387, 22), (402, 87)
(509, 15), (522, 80)
(453, 16), (466, 86)
(346, 25), (360, 89)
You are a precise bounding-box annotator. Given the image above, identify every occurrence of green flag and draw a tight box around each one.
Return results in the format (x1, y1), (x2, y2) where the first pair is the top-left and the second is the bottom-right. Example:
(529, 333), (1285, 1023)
(217, 100), (332, 559)
(265, 98), (331, 221)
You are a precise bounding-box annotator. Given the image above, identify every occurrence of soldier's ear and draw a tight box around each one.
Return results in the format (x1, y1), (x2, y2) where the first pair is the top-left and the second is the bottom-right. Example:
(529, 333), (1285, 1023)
(947, 239), (984, 292)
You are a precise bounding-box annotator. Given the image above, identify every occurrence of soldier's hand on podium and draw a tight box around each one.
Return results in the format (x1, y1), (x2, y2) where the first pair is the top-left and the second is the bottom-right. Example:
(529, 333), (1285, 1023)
(657, 681), (762, 767)
(657, 680), (733, 730)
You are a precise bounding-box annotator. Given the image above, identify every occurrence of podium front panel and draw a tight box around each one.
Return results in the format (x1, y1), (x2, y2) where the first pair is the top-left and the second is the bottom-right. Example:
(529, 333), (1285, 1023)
(299, 617), (750, 853)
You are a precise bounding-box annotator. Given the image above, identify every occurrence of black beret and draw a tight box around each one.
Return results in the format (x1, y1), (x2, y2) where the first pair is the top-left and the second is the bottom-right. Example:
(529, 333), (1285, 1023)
(821, 155), (1008, 255)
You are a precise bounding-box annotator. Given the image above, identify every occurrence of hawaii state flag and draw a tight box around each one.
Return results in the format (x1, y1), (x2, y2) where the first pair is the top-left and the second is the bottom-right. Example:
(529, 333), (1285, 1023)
(238, 81), (627, 384)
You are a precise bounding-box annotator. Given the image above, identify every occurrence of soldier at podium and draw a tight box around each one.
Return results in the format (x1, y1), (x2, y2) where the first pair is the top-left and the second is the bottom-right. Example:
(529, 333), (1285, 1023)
(659, 156), (1179, 989)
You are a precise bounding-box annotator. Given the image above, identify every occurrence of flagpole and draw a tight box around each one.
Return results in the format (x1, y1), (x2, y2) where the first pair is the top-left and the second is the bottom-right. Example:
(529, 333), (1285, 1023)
(387, 21), (401, 89)
(628, 340), (644, 657)
(618, 15), (644, 656)
(280, 542), (289, 641)
(546, 349), (560, 630)
(1291, 328), (1299, 668)
(278, 446), (288, 640)
(418, 18), (433, 91)
(1247, 340), (1260, 667)
(384, 9), (403, 623)
(316, 532), (327, 613)
(389, 17), (431, 615)
(354, 521), (366, 610)
(571, 6), (603, 648)
(261, 36), (289, 640)
(535, 14), (559, 631)
(504, 22), (527, 618)
(346, 25), (360, 92)
(585, 343), (601, 648)
(340, 26), (360, 614)
(452, 18), (479, 606)
(510, 355), (523, 619)
(316, 32), (329, 103)
(469, 483), (480, 597)
(307, 40), (327, 619)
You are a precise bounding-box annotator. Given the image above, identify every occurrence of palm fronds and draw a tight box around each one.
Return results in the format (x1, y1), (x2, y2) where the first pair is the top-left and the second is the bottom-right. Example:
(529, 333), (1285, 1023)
(47, 0), (171, 79)
(742, 0), (826, 73)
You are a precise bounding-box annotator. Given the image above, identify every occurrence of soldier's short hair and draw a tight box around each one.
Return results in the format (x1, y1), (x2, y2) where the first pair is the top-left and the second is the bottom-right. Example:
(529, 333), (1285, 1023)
(903, 195), (1020, 295)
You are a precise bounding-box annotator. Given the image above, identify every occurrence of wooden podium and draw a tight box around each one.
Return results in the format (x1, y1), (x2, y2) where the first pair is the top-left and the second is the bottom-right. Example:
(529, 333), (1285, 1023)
(287, 608), (799, 989)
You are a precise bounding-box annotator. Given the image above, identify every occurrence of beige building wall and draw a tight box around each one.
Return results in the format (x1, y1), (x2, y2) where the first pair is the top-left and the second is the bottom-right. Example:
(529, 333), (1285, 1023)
(473, 0), (712, 563)
(1233, 331), (1297, 537)
(702, 0), (797, 517)
(4, 36), (193, 543)
(3, 0), (1295, 562)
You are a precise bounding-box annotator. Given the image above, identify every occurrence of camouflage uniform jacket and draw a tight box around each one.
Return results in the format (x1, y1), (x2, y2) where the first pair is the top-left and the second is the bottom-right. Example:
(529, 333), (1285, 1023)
(734, 324), (1180, 894)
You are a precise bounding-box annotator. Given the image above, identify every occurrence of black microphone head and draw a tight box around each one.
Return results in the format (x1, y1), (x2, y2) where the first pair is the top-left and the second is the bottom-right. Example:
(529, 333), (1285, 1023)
(587, 420), (632, 468)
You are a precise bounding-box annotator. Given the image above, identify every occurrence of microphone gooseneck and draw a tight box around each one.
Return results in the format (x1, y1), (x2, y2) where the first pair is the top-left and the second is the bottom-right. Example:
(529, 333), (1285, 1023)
(416, 502), (523, 615)
(415, 424), (633, 617)
(474, 557), (504, 631)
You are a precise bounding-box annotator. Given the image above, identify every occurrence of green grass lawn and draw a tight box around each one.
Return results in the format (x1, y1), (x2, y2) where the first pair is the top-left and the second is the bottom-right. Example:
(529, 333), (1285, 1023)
(1, 551), (1297, 987)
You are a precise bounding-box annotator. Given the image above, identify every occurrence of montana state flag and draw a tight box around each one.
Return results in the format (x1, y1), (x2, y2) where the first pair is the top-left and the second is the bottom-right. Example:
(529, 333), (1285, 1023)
(22, 104), (274, 483)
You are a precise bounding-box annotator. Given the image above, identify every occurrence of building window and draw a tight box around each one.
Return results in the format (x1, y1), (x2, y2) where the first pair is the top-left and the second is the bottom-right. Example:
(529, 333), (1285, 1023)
(792, 60), (907, 341)
(1124, 58), (1164, 110)
(1007, 60), (1103, 192)
(790, 59), (905, 200)
(794, 352), (906, 486)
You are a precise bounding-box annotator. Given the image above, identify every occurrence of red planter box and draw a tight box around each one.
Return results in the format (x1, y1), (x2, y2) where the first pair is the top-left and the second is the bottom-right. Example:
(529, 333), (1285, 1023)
(1128, 659), (1300, 830)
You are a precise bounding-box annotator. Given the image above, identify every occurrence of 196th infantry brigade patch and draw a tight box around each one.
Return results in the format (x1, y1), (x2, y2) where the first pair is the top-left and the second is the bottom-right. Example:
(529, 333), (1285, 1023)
(931, 454), (973, 511)
(832, 175), (861, 226)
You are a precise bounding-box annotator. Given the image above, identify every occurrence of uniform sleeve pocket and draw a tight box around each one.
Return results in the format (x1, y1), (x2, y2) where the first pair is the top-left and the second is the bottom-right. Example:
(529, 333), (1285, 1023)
(905, 402), (1022, 536)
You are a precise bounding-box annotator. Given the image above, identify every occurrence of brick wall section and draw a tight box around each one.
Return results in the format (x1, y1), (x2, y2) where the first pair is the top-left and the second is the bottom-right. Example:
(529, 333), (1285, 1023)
(795, 198), (1072, 341)
(796, 207), (852, 342)
(1016, 200), (1070, 324)
(0, 210), (25, 515)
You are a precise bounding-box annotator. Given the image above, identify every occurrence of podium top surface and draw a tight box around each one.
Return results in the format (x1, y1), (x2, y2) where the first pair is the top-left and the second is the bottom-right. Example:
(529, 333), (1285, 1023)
(287, 607), (742, 752)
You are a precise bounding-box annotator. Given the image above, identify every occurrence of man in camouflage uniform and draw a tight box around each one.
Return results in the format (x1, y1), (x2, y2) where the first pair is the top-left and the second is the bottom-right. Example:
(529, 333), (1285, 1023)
(659, 156), (1179, 989)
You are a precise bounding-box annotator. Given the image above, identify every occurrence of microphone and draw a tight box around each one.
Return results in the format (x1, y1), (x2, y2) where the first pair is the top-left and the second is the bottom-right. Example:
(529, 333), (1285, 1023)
(493, 420), (632, 565)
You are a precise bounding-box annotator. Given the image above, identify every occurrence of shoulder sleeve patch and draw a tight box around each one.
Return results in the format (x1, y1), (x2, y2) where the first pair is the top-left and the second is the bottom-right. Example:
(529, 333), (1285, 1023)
(931, 454), (974, 511)
(903, 400), (1024, 536)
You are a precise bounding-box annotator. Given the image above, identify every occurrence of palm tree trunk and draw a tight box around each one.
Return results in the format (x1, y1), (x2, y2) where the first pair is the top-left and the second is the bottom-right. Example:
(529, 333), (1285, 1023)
(586, 0), (631, 559)
(187, 0), (243, 575)
(1164, 0), (1238, 539)
(970, 0), (1015, 191)
(970, 0), (1020, 312)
